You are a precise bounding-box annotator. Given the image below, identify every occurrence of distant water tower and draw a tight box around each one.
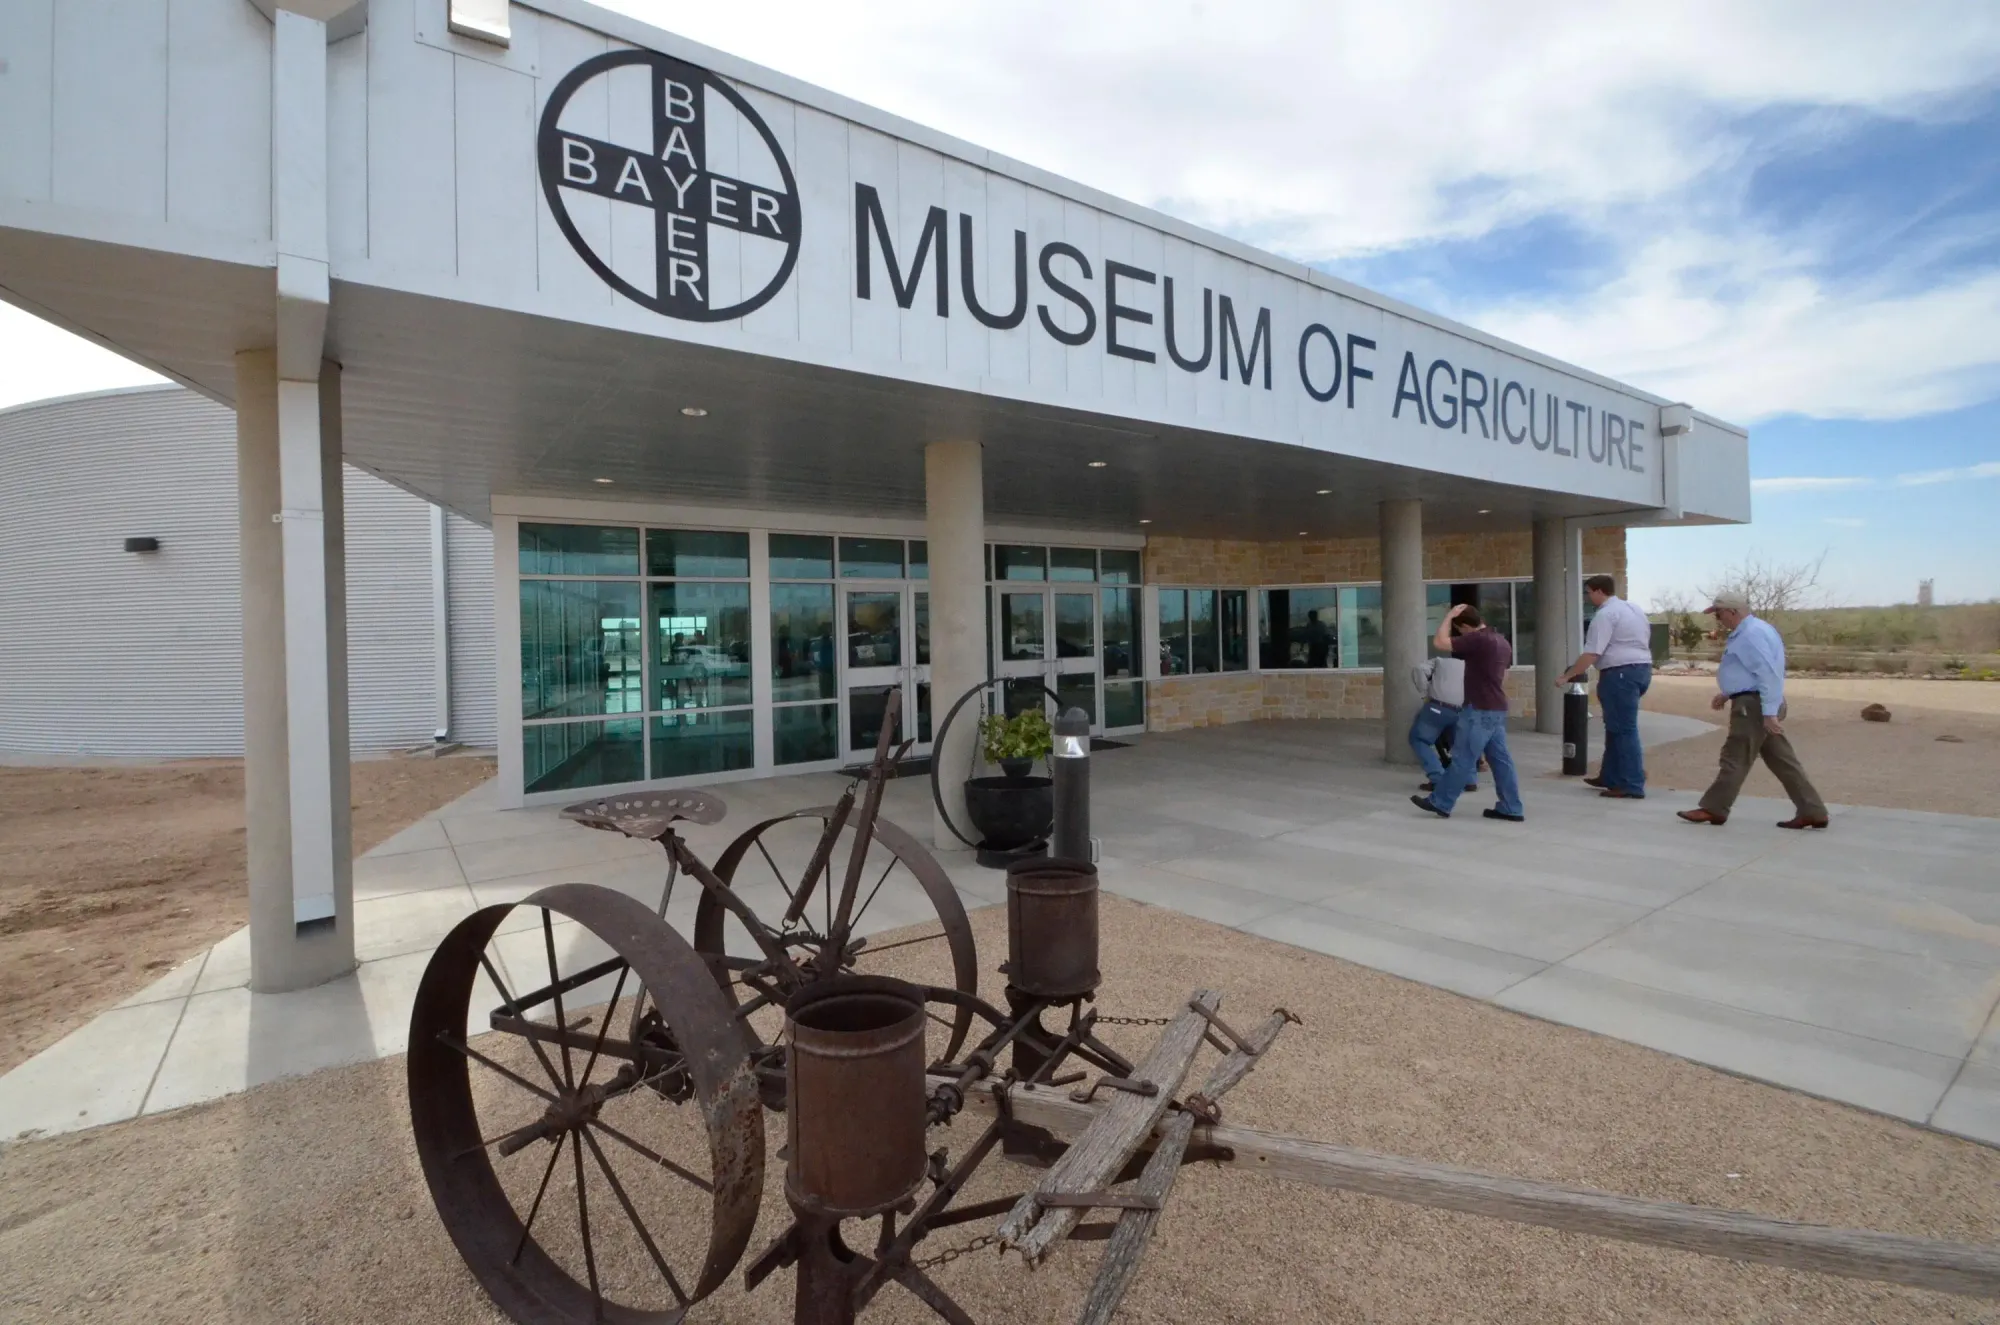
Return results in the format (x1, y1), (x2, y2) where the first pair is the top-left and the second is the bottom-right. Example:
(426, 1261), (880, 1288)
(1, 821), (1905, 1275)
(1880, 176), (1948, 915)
(1918, 579), (1935, 607)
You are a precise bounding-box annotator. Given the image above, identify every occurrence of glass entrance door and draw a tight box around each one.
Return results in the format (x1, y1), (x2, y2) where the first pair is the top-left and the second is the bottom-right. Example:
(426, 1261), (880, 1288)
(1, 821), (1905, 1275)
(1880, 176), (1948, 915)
(841, 585), (930, 756)
(994, 589), (1101, 729)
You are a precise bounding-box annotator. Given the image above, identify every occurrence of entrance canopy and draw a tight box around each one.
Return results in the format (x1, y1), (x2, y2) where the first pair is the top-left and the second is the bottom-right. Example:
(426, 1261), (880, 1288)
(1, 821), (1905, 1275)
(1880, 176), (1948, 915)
(0, 0), (1749, 539)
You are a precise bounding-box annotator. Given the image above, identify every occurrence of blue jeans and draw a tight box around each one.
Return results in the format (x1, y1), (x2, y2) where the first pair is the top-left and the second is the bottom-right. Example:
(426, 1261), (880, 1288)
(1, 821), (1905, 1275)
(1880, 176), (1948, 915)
(1406, 701), (1460, 783)
(1596, 664), (1652, 794)
(1430, 708), (1522, 817)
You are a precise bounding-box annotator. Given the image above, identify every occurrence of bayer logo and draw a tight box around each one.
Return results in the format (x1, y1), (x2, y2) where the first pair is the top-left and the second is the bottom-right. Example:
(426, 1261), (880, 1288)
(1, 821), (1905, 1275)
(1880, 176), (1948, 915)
(537, 50), (801, 322)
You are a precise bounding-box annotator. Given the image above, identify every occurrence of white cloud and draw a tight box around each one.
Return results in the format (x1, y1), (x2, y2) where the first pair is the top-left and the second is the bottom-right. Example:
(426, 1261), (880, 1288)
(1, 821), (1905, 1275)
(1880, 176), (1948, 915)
(1751, 476), (1872, 492)
(1894, 460), (2000, 485)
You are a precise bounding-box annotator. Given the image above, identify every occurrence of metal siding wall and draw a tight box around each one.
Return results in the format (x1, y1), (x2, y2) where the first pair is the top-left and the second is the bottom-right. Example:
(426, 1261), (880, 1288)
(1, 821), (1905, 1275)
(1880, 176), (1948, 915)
(0, 387), (459, 757)
(445, 513), (497, 746)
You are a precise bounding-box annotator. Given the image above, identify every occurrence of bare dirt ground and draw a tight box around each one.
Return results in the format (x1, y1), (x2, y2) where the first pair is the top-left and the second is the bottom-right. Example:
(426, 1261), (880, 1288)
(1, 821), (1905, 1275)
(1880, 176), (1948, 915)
(1633, 675), (2000, 819)
(0, 754), (495, 1072)
(4, 896), (1999, 1324)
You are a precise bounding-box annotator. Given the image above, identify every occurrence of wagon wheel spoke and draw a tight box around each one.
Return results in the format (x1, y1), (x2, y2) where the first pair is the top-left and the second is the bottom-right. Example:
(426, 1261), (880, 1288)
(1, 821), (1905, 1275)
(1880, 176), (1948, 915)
(575, 963), (630, 1093)
(476, 951), (569, 1093)
(450, 1121), (544, 1162)
(436, 1033), (558, 1105)
(581, 1126), (693, 1307)
(854, 928), (947, 960)
(569, 1127), (602, 1314)
(542, 909), (577, 1090)
(849, 854), (901, 933)
(590, 1118), (716, 1193)
(753, 836), (795, 903)
(512, 1132), (567, 1265)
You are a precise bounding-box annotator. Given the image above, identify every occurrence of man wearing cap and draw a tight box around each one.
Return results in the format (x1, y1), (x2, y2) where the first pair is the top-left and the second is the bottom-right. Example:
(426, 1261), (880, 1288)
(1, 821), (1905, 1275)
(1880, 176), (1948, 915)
(1557, 574), (1654, 799)
(1677, 592), (1829, 829)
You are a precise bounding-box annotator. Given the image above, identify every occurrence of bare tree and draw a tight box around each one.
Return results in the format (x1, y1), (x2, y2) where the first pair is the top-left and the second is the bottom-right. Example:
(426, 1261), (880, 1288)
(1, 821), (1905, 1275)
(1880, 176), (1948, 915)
(1698, 550), (1828, 617)
(1649, 588), (1699, 617)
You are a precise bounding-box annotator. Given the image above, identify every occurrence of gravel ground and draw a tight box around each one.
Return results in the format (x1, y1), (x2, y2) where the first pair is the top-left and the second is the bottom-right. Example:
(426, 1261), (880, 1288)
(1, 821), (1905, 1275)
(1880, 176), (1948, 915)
(4, 895), (1998, 1324)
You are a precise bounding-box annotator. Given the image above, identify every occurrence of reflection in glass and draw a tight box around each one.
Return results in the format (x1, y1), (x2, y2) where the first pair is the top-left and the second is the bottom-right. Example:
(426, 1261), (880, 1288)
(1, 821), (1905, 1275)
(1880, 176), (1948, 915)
(1056, 671), (1096, 725)
(775, 702), (838, 765)
(1049, 547), (1096, 582)
(521, 580), (643, 719)
(651, 583), (751, 711)
(914, 592), (930, 665)
(1257, 588), (1338, 668)
(1001, 592), (1045, 662)
(524, 718), (643, 793)
(1054, 593), (1094, 659)
(1098, 549), (1142, 584)
(1189, 589), (1218, 674)
(848, 685), (904, 753)
(909, 540), (929, 580)
(645, 528), (748, 578)
(1158, 589), (1188, 675)
(839, 537), (904, 578)
(1101, 587), (1138, 679)
(770, 533), (834, 579)
(651, 710), (753, 779)
(1478, 580), (1515, 644)
(917, 682), (932, 743)
(1425, 583), (1452, 652)
(1514, 580), (1536, 665)
(1221, 589), (1249, 672)
(1003, 677), (1046, 719)
(846, 591), (902, 669)
(519, 523), (638, 577)
(1341, 585), (1384, 668)
(994, 545), (1046, 581)
(771, 583), (836, 703)
(1104, 679), (1145, 729)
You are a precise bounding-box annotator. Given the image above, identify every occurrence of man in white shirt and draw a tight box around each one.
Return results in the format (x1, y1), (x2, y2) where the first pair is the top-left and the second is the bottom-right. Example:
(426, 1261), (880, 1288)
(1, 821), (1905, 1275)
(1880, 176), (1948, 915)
(1407, 653), (1475, 793)
(1558, 575), (1654, 799)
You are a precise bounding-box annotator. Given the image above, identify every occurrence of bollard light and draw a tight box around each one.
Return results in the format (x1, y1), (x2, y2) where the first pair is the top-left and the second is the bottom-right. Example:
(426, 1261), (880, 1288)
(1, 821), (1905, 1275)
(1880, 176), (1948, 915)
(1051, 707), (1093, 862)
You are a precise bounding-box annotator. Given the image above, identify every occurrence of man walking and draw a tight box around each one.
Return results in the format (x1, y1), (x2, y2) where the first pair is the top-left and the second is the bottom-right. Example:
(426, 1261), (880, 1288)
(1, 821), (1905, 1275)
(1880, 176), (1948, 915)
(1676, 591), (1829, 829)
(1411, 604), (1523, 822)
(1558, 575), (1654, 798)
(1407, 651), (1475, 793)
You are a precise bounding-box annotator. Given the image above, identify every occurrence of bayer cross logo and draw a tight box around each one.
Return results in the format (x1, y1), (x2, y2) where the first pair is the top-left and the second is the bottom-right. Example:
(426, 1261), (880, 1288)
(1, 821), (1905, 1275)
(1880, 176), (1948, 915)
(538, 50), (801, 322)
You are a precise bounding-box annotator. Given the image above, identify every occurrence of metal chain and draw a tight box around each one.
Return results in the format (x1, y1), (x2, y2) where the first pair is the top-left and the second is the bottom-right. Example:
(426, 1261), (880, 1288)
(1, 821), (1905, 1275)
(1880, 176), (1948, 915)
(913, 1231), (1001, 1271)
(1096, 1015), (1174, 1026)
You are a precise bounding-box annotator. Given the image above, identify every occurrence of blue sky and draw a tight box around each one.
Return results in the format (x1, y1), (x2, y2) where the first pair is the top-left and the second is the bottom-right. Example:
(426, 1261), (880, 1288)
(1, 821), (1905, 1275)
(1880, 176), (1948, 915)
(2, 1), (1994, 606)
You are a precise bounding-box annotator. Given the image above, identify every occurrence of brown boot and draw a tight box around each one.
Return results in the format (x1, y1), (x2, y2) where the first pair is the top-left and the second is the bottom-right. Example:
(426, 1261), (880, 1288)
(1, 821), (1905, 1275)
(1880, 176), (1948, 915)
(1776, 814), (1829, 830)
(1677, 808), (1727, 826)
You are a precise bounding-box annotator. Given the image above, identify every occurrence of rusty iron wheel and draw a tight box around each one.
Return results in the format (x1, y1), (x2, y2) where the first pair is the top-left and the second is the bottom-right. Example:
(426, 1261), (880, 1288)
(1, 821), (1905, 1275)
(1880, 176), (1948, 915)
(696, 807), (980, 1083)
(408, 883), (764, 1324)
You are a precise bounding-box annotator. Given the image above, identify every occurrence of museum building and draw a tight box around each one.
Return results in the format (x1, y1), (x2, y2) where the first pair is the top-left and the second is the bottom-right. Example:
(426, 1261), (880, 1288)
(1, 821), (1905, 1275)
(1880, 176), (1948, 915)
(0, 0), (1749, 991)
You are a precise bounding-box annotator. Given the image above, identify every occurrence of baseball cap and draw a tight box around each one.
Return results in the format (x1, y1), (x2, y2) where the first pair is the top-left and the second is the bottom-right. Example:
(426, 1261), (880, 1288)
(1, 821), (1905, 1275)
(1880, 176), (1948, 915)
(1704, 591), (1750, 614)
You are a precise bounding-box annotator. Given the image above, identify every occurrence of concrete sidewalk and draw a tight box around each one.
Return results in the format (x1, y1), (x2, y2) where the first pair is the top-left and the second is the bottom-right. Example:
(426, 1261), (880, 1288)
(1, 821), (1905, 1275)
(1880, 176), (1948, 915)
(3, 711), (1995, 1150)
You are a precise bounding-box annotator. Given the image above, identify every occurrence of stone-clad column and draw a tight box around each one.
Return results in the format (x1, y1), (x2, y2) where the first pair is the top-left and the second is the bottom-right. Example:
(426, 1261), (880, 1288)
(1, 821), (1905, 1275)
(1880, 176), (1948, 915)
(1533, 516), (1567, 734)
(925, 442), (985, 849)
(1379, 499), (1424, 764)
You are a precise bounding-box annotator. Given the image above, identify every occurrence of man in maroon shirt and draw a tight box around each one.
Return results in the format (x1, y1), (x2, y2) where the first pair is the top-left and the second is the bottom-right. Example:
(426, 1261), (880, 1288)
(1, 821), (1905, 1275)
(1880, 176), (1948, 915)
(1412, 604), (1524, 821)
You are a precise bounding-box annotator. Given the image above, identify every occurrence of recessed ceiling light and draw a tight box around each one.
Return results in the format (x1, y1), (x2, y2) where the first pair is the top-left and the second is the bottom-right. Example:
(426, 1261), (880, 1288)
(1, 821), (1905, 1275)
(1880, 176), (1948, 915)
(1139, 518), (1151, 524)
(1298, 530), (1309, 536)
(593, 477), (614, 484)
(1316, 488), (1332, 495)
(681, 406), (708, 417)
(1477, 508), (1491, 514)
(1087, 460), (1108, 468)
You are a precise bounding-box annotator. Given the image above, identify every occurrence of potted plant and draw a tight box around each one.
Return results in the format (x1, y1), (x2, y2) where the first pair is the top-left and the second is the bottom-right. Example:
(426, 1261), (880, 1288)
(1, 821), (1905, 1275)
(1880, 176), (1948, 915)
(978, 708), (1052, 779)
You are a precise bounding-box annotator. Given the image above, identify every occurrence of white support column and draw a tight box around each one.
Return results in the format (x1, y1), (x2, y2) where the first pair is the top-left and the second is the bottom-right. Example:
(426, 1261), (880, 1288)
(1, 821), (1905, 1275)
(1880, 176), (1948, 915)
(1533, 516), (1567, 734)
(238, 351), (355, 993)
(1562, 520), (1586, 658)
(494, 514), (525, 808)
(1379, 499), (1425, 764)
(926, 442), (985, 851)
(430, 505), (451, 742)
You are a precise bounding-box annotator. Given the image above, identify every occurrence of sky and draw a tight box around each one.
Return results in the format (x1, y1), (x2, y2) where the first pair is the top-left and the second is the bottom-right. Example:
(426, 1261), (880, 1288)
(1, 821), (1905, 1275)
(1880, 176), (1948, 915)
(3, 0), (1996, 606)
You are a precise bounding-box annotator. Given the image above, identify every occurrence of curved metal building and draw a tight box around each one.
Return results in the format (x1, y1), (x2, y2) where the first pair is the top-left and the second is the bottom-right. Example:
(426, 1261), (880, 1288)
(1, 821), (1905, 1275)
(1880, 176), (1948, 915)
(0, 385), (495, 757)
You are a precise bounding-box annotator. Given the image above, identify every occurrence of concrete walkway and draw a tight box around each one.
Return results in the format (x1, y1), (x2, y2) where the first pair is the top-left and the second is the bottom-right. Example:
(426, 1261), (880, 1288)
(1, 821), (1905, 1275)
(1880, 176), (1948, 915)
(3, 712), (1996, 1150)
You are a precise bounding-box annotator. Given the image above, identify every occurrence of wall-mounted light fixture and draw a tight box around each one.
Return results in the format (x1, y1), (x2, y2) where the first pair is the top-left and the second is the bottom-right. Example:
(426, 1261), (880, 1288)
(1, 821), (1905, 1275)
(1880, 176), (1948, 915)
(124, 537), (161, 553)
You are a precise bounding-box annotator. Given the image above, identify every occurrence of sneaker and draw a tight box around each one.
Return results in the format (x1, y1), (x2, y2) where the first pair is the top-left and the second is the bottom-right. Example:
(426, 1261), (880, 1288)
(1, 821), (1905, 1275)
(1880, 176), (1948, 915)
(1482, 808), (1525, 823)
(1410, 794), (1449, 819)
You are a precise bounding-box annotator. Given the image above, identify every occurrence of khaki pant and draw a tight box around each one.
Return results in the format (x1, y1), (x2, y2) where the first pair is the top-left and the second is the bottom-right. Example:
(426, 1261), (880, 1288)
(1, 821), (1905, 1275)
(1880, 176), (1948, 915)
(1699, 695), (1827, 820)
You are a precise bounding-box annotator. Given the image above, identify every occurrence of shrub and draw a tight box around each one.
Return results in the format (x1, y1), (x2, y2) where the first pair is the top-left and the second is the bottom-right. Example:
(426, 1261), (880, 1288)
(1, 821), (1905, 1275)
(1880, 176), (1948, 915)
(979, 708), (1052, 764)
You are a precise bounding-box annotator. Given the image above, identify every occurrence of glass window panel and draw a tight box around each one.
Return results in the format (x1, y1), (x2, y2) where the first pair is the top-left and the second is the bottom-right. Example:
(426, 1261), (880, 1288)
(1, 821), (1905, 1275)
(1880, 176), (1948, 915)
(1189, 589), (1219, 674)
(1103, 679), (1145, 729)
(1341, 585), (1384, 669)
(1478, 581), (1515, 647)
(848, 684), (909, 753)
(519, 523), (638, 577)
(651, 710), (753, 779)
(1003, 677), (1047, 719)
(774, 702), (839, 766)
(1101, 587), (1138, 679)
(915, 592), (930, 666)
(839, 536), (905, 579)
(1514, 580), (1536, 665)
(916, 681), (932, 743)
(1158, 589), (1188, 675)
(1053, 592), (1094, 659)
(1049, 547), (1096, 582)
(994, 545), (1046, 581)
(1099, 549), (1142, 585)
(1425, 583), (1452, 653)
(769, 533), (834, 579)
(651, 583), (751, 711)
(644, 528), (748, 578)
(771, 583), (836, 704)
(520, 580), (643, 719)
(1220, 589), (1249, 672)
(1258, 588), (1339, 669)
(1001, 591), (1046, 662)
(908, 540), (928, 580)
(1056, 671), (1097, 725)
(845, 591), (902, 669)
(524, 718), (643, 794)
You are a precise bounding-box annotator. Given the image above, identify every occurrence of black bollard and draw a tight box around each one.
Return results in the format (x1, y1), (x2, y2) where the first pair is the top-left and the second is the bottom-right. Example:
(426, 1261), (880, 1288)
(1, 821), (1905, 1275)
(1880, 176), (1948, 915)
(1562, 680), (1590, 776)
(1051, 707), (1093, 862)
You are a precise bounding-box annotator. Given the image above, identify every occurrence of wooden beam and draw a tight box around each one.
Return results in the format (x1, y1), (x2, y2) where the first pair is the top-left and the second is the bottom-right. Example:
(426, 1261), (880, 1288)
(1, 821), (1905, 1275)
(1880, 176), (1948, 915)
(944, 1077), (2000, 1301)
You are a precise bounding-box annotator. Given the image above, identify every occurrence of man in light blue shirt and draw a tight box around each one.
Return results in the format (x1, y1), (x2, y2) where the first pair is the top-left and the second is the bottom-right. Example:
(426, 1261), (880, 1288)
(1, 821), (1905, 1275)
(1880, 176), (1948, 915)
(1676, 592), (1829, 829)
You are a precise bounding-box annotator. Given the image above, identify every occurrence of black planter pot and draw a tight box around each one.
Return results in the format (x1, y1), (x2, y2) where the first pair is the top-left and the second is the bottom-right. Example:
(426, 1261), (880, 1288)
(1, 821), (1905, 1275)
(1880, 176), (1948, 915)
(998, 757), (1034, 779)
(963, 775), (1053, 852)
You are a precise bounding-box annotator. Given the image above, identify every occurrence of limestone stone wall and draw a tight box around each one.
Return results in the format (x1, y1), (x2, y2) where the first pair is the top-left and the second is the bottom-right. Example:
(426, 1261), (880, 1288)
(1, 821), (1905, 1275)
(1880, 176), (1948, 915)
(1146, 666), (1539, 733)
(1145, 526), (1628, 591)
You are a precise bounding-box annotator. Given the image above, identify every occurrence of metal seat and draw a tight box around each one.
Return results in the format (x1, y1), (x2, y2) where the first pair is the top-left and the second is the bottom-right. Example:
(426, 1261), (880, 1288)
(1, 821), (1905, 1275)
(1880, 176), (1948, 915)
(560, 788), (728, 841)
